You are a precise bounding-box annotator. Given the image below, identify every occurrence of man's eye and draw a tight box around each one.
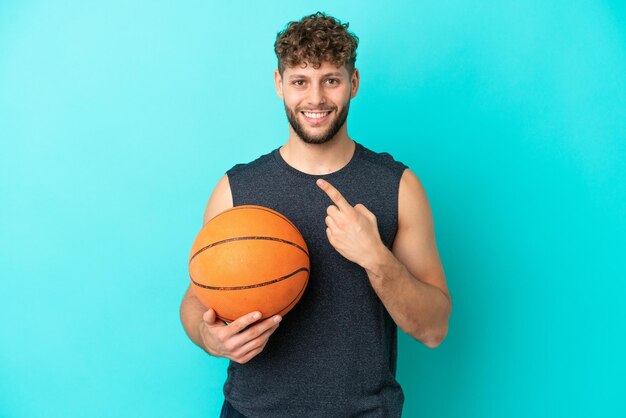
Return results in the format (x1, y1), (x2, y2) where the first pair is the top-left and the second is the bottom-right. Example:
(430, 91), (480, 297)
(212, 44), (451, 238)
(327, 79), (338, 85)
(293, 80), (305, 86)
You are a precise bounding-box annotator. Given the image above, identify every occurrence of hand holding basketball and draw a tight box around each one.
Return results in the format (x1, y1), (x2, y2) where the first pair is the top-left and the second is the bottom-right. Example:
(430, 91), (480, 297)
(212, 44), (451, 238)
(317, 179), (385, 270)
(199, 308), (282, 364)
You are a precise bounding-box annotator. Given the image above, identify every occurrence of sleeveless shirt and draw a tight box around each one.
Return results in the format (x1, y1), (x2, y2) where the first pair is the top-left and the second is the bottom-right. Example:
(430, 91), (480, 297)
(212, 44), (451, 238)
(224, 141), (408, 418)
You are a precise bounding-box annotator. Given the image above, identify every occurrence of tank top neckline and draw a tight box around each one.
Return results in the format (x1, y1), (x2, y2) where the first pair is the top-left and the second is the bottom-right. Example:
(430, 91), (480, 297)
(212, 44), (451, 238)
(272, 141), (363, 180)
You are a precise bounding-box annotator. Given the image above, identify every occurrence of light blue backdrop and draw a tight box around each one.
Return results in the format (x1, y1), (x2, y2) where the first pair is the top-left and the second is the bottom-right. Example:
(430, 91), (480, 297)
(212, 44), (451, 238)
(1, 1), (625, 417)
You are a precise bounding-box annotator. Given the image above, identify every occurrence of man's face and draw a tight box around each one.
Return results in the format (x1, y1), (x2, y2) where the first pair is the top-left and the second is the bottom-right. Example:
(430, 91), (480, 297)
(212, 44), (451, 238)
(274, 61), (360, 144)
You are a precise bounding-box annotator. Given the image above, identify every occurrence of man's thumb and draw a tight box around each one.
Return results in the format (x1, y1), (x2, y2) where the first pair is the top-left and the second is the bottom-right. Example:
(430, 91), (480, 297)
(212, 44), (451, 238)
(202, 308), (217, 324)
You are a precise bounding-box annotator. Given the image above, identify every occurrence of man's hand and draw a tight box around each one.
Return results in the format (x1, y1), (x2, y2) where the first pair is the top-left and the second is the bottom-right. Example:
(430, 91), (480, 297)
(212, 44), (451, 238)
(316, 178), (386, 270)
(199, 308), (282, 364)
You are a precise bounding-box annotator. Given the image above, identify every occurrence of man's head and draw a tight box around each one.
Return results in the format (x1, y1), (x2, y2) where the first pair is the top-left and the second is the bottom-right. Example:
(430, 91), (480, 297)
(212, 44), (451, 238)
(274, 12), (360, 145)
(274, 11), (359, 77)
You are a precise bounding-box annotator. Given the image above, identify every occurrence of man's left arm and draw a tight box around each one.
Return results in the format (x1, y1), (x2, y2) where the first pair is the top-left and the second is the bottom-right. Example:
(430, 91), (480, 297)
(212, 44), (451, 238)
(317, 170), (451, 348)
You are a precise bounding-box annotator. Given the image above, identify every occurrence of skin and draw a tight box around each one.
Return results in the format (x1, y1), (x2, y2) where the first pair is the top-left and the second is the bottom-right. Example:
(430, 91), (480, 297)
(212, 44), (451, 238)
(179, 60), (451, 364)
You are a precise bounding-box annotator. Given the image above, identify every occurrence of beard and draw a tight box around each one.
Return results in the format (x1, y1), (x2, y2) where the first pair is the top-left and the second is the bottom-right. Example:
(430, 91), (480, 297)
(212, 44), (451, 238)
(284, 100), (350, 145)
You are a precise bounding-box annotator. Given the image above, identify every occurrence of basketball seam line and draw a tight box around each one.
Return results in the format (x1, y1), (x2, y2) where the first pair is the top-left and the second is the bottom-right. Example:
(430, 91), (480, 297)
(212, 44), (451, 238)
(190, 267), (310, 290)
(189, 236), (309, 263)
(217, 274), (309, 323)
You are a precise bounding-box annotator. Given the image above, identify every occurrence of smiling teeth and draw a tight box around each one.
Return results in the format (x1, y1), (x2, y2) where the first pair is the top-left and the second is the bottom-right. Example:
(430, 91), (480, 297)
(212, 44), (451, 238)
(304, 112), (329, 119)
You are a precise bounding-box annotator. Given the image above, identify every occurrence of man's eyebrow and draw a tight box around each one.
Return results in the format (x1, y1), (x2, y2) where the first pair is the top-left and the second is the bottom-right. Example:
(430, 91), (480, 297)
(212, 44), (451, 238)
(288, 72), (345, 80)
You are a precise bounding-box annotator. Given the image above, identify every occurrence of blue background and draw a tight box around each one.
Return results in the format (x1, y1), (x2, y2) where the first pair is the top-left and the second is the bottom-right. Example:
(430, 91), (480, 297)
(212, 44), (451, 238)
(1, 1), (625, 417)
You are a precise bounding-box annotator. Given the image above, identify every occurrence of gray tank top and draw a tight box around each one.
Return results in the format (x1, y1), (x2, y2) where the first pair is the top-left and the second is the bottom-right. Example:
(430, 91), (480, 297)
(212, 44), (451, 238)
(224, 141), (408, 417)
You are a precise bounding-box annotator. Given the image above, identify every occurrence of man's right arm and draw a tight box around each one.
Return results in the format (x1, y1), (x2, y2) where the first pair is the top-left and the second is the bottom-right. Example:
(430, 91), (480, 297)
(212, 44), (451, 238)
(180, 174), (233, 348)
(179, 175), (282, 363)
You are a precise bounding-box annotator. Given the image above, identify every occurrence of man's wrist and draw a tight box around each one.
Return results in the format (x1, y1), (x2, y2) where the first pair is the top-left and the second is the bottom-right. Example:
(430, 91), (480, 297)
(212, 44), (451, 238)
(362, 243), (396, 280)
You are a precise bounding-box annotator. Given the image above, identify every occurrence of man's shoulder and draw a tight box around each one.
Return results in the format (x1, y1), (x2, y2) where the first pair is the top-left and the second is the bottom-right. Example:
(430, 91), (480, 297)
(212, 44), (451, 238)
(356, 142), (408, 177)
(227, 148), (277, 178)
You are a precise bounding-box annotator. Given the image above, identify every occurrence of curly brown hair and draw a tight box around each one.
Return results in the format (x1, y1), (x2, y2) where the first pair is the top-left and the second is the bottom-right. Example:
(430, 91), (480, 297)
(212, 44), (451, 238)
(274, 12), (359, 76)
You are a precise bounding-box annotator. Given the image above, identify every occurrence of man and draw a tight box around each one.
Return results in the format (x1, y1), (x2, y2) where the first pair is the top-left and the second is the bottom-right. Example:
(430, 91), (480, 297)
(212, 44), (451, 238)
(180, 12), (451, 418)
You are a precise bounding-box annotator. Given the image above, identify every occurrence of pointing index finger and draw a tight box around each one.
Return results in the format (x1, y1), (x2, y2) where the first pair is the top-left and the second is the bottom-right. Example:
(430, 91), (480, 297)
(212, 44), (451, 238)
(316, 179), (352, 211)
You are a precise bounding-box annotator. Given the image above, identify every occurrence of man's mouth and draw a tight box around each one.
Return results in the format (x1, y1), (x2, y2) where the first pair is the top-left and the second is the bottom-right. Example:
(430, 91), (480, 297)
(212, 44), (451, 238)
(301, 110), (332, 124)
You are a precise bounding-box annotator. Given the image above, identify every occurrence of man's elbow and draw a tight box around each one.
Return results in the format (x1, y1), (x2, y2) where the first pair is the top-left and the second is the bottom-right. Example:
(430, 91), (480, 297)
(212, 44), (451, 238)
(406, 322), (449, 348)
(417, 303), (451, 348)
(422, 326), (448, 349)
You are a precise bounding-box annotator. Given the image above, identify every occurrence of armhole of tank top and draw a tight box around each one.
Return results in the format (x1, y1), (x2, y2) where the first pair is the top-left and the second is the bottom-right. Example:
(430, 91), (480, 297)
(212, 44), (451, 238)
(393, 163), (409, 247)
(225, 170), (238, 207)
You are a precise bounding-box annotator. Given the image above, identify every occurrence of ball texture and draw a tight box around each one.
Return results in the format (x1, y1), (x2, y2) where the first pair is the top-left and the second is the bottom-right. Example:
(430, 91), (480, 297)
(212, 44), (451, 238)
(189, 205), (310, 322)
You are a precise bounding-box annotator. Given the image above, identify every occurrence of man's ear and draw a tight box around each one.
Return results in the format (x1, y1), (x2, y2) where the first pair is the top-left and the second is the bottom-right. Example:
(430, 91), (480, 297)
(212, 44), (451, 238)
(274, 69), (284, 100)
(350, 68), (360, 99)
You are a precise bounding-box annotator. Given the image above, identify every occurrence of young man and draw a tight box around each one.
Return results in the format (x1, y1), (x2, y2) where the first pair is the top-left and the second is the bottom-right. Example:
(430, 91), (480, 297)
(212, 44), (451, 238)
(180, 12), (451, 418)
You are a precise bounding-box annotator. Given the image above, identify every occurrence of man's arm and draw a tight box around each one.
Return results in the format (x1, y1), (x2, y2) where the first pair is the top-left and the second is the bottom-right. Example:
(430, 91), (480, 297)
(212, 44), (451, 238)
(367, 169), (450, 347)
(180, 174), (233, 348)
(317, 170), (451, 348)
(179, 175), (283, 362)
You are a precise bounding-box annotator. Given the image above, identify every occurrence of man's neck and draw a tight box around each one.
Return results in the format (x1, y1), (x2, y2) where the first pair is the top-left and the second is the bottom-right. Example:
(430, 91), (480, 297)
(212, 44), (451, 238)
(279, 135), (356, 176)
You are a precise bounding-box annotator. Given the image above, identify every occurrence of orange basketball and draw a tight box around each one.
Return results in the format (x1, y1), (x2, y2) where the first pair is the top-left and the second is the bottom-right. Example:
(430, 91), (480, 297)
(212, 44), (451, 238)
(188, 205), (310, 322)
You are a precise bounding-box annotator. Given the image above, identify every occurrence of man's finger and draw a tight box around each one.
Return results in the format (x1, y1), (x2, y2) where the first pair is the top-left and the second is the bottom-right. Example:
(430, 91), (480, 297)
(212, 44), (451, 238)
(325, 215), (339, 230)
(237, 346), (264, 364)
(230, 315), (282, 347)
(316, 179), (352, 212)
(326, 204), (341, 219)
(326, 227), (335, 246)
(203, 308), (217, 324)
(234, 320), (281, 357)
(203, 308), (227, 327)
(225, 311), (262, 337)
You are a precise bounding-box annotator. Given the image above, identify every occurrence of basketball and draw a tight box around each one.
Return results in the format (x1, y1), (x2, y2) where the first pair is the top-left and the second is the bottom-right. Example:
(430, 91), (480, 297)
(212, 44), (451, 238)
(188, 205), (310, 322)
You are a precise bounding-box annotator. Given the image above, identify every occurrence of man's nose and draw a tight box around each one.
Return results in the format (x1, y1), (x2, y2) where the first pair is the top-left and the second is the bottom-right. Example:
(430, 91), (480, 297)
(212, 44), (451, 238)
(308, 84), (326, 106)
